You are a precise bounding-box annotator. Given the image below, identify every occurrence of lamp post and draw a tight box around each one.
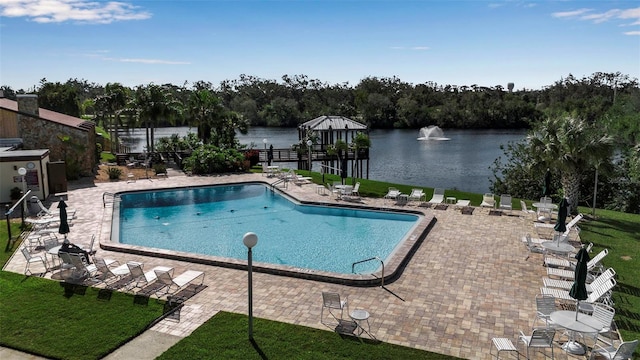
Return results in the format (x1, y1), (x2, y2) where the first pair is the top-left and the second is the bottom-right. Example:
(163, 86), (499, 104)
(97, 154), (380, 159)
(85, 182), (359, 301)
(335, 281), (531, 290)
(18, 167), (27, 224)
(306, 139), (312, 171)
(243, 232), (258, 340)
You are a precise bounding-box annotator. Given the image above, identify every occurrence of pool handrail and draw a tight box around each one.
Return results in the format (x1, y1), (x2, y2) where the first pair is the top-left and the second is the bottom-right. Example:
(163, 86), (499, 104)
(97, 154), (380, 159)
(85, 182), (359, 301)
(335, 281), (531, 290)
(352, 256), (384, 288)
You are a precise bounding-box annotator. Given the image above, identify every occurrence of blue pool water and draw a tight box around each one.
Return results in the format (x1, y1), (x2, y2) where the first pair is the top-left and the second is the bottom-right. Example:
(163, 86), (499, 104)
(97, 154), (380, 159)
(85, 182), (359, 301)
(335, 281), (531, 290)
(115, 183), (419, 274)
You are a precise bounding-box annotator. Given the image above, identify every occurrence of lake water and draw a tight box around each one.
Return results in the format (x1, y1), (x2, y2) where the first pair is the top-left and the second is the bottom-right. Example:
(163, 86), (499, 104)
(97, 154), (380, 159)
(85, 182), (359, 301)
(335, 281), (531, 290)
(119, 126), (527, 194)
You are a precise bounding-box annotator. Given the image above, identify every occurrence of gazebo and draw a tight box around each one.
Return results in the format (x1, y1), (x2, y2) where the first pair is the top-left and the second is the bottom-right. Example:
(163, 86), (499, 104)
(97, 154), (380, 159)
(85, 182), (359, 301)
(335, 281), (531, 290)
(297, 116), (369, 179)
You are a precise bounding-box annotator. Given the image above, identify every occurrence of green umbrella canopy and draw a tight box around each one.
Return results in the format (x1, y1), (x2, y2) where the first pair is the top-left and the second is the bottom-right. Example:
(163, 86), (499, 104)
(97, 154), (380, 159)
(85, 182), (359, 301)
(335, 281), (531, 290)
(570, 247), (590, 302)
(58, 200), (70, 236)
(554, 198), (568, 233)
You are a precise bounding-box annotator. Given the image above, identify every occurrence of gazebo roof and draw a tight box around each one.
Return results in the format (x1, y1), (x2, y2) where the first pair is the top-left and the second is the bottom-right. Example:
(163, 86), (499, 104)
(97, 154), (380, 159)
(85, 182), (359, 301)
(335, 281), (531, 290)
(299, 116), (367, 132)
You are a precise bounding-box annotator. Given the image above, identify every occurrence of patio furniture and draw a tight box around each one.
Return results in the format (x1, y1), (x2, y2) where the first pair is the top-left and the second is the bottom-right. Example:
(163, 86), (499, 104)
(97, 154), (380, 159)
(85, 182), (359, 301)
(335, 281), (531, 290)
(519, 328), (555, 359)
(321, 292), (348, 323)
(490, 337), (519, 359)
(480, 193), (495, 209)
(589, 339), (638, 360)
(21, 247), (48, 275)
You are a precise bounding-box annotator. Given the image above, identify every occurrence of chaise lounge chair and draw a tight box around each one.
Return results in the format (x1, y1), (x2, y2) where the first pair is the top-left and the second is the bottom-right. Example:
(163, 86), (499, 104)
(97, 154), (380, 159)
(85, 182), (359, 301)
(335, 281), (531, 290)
(427, 188), (445, 204)
(408, 188), (426, 202)
(480, 193), (496, 209)
(154, 269), (205, 298)
(542, 268), (616, 294)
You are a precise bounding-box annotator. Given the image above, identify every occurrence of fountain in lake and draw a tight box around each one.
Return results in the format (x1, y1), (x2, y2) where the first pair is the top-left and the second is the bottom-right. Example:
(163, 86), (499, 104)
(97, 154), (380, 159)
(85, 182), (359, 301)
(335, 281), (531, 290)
(417, 125), (450, 141)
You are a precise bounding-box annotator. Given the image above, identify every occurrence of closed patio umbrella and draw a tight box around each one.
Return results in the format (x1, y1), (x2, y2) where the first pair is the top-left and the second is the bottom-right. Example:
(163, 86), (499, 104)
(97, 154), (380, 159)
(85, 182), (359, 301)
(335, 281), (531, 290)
(569, 247), (590, 320)
(554, 198), (568, 244)
(58, 199), (70, 243)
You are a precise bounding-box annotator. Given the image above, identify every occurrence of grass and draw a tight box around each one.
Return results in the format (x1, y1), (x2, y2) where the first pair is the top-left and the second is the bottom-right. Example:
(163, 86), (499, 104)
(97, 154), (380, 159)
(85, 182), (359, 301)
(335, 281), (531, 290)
(576, 207), (640, 347)
(158, 311), (457, 360)
(0, 223), (166, 360)
(1, 173), (638, 359)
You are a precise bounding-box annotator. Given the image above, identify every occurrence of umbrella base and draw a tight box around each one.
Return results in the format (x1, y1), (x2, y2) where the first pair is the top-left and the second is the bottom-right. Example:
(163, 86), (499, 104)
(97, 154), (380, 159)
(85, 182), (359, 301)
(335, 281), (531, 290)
(561, 340), (586, 355)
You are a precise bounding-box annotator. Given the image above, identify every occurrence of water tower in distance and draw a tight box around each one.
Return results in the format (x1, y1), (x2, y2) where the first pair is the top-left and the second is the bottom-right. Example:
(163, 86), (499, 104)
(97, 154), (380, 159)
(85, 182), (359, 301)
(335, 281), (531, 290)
(507, 82), (514, 93)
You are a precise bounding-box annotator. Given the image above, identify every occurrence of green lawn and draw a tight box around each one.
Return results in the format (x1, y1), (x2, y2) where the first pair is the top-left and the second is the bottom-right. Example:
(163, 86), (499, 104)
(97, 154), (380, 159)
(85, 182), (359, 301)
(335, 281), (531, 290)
(1, 179), (638, 359)
(576, 207), (640, 348)
(158, 311), (457, 360)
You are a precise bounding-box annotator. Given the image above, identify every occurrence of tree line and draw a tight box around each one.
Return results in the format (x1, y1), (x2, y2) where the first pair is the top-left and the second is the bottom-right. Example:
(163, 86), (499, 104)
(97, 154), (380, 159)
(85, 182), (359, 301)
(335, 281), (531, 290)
(1, 72), (638, 213)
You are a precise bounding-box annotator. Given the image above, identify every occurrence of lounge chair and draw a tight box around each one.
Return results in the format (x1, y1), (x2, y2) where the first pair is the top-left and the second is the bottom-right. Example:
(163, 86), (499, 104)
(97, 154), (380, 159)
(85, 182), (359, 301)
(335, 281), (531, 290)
(384, 187), (401, 201)
(408, 188), (426, 202)
(523, 234), (545, 254)
(544, 248), (608, 271)
(540, 278), (616, 303)
(542, 268), (616, 293)
(82, 234), (97, 255)
(427, 188), (445, 204)
(126, 265), (174, 292)
(498, 194), (512, 213)
(520, 200), (537, 220)
(154, 269), (205, 297)
(33, 198), (77, 218)
(480, 193), (495, 208)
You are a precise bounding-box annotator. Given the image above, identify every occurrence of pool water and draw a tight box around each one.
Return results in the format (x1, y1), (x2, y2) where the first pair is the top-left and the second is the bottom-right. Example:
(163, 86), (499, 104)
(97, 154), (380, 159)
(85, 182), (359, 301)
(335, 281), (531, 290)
(116, 183), (419, 274)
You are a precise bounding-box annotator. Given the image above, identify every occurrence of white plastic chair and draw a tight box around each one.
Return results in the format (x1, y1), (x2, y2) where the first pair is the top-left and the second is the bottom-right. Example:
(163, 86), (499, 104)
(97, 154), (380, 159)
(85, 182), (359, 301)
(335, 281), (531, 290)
(428, 188), (445, 204)
(499, 194), (513, 213)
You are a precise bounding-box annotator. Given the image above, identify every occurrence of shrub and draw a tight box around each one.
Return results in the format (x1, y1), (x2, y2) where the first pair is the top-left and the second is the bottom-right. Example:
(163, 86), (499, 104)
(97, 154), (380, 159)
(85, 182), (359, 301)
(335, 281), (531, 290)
(105, 167), (122, 180)
(182, 145), (245, 175)
(153, 164), (167, 175)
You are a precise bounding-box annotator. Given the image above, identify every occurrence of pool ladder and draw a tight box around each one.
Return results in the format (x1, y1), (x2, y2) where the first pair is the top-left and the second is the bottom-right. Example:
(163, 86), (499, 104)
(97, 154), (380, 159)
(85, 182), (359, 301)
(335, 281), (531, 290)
(102, 192), (118, 207)
(352, 256), (384, 287)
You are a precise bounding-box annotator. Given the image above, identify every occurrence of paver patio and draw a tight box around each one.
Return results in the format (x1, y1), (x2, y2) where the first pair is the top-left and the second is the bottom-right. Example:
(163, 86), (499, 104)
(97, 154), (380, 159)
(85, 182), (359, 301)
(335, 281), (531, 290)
(4, 170), (579, 359)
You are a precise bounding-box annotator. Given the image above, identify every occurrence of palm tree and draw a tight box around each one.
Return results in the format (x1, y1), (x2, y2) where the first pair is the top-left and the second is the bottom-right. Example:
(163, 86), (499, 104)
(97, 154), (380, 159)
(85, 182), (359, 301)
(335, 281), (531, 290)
(528, 116), (614, 213)
(186, 88), (248, 148)
(134, 84), (182, 154)
(95, 83), (131, 153)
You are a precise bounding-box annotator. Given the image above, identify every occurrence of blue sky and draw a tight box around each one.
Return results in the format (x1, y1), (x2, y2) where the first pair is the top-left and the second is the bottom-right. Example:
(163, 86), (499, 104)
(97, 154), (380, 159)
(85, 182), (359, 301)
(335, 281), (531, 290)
(1, 0), (638, 91)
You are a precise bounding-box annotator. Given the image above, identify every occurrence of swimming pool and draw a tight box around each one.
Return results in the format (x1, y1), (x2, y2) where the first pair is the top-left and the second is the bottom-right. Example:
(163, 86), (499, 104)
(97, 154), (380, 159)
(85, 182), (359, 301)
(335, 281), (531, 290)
(113, 183), (421, 276)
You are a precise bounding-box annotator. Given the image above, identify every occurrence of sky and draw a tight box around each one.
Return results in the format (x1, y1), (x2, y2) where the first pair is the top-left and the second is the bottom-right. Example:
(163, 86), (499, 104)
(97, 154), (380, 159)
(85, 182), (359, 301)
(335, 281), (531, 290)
(0, 0), (638, 92)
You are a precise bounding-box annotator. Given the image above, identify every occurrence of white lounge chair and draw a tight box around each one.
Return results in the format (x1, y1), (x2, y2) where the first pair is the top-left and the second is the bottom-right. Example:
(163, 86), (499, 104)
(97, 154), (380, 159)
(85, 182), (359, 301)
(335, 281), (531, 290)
(524, 233), (545, 254)
(520, 200), (537, 220)
(408, 188), (426, 202)
(540, 278), (616, 304)
(428, 188), (445, 204)
(480, 193), (495, 208)
(154, 269), (205, 297)
(33, 198), (77, 219)
(384, 187), (401, 201)
(498, 194), (512, 213)
(544, 248), (608, 271)
(542, 268), (616, 293)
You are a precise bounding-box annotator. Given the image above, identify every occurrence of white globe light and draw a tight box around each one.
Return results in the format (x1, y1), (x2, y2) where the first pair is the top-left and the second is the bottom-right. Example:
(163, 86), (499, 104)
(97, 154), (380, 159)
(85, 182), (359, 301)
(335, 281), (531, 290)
(18, 167), (27, 176)
(243, 232), (258, 248)
(306, 140), (312, 146)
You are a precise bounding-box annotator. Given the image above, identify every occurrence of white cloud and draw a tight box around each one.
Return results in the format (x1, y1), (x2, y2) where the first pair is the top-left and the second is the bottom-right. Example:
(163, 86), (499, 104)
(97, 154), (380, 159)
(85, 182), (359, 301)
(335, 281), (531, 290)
(0, 0), (151, 24)
(411, 46), (430, 51)
(117, 58), (190, 65)
(551, 8), (593, 19)
(391, 46), (429, 51)
(623, 30), (640, 36)
(552, 6), (640, 27)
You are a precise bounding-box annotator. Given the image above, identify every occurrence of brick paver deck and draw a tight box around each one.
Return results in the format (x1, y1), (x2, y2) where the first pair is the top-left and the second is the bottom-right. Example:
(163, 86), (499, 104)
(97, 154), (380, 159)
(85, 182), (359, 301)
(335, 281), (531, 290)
(4, 171), (573, 359)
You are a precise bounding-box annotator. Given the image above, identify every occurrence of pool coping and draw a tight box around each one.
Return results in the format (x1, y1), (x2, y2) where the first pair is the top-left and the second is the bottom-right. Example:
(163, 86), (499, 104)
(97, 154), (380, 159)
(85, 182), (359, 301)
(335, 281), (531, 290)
(99, 181), (437, 287)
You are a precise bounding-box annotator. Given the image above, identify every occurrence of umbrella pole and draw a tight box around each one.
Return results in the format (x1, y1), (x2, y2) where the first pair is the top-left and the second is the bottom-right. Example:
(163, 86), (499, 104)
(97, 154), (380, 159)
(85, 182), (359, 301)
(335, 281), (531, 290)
(576, 300), (580, 320)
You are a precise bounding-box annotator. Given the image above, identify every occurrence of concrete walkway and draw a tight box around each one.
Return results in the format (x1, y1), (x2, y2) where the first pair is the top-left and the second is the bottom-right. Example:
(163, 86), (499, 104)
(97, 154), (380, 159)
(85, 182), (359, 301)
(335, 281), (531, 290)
(3, 170), (597, 359)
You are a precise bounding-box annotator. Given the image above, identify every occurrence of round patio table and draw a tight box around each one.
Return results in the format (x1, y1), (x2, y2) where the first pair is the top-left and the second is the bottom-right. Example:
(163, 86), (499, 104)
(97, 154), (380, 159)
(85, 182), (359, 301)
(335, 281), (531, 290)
(550, 310), (602, 355)
(542, 241), (575, 255)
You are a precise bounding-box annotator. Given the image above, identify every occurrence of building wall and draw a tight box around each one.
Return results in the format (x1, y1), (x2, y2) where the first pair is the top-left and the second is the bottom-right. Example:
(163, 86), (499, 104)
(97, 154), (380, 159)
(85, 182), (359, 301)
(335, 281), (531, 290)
(0, 155), (50, 203)
(0, 108), (19, 138)
(18, 116), (95, 177)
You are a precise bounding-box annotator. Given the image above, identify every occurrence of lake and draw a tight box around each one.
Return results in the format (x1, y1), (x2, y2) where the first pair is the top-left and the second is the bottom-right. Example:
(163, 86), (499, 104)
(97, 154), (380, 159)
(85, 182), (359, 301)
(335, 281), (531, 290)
(118, 126), (527, 194)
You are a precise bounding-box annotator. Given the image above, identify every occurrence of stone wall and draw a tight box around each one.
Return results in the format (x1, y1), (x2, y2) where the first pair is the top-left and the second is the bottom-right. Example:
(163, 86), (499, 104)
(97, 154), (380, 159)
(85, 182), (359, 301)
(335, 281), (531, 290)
(18, 115), (96, 178)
